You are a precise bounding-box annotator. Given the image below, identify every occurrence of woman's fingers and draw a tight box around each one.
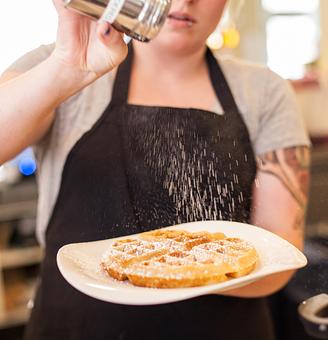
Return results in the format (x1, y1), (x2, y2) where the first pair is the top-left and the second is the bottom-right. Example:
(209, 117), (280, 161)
(53, 0), (85, 21)
(52, 0), (66, 13)
(94, 22), (128, 71)
(96, 22), (126, 50)
(53, 0), (128, 74)
(97, 21), (112, 41)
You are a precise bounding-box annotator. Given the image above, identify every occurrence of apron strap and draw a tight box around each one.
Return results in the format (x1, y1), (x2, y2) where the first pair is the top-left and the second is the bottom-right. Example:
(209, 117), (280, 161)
(111, 44), (134, 106)
(205, 49), (240, 115)
(111, 44), (241, 117)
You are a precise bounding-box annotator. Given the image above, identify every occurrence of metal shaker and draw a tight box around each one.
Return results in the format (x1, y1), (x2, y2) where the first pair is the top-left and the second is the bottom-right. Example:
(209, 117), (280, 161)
(63, 0), (171, 42)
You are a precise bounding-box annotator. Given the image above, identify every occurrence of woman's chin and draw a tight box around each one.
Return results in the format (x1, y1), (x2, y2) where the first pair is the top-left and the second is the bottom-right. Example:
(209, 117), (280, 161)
(151, 34), (204, 55)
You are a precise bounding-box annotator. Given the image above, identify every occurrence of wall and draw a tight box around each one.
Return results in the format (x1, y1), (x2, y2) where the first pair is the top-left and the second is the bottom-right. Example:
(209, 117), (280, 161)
(235, 0), (328, 71)
(319, 0), (328, 70)
(235, 0), (267, 64)
(0, 0), (56, 74)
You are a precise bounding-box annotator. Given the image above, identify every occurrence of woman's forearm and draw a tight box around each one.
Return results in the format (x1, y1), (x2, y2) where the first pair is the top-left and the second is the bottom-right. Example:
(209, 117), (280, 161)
(221, 270), (294, 298)
(224, 146), (310, 299)
(0, 55), (95, 164)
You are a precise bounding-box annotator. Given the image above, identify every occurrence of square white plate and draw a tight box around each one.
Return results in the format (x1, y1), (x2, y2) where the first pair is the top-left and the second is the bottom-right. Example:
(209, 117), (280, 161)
(57, 221), (307, 305)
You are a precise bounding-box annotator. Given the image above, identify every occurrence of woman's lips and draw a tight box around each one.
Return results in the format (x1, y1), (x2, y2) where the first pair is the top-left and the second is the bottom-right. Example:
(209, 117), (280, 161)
(167, 12), (197, 28)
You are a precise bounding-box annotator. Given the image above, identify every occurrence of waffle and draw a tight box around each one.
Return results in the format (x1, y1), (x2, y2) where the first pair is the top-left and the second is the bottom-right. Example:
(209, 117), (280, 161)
(139, 229), (226, 250)
(101, 238), (173, 281)
(101, 229), (258, 288)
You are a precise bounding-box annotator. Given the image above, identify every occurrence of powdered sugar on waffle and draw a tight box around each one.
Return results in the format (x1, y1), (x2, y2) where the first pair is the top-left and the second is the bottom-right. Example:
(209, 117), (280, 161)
(101, 230), (258, 287)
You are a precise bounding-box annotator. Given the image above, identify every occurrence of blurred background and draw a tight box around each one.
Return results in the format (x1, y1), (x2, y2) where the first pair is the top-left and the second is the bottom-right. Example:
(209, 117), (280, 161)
(0, 0), (327, 339)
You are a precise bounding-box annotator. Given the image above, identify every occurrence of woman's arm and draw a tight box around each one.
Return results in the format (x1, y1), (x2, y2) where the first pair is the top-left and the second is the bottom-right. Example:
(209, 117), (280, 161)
(0, 60), (92, 164)
(222, 146), (310, 298)
(0, 0), (127, 165)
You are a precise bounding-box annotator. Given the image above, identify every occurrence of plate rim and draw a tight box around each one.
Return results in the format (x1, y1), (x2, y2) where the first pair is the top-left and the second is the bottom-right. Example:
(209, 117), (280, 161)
(56, 220), (307, 305)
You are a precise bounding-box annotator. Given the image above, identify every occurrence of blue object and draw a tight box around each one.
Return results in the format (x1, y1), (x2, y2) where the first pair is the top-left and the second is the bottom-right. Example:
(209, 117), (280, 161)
(9, 148), (37, 176)
(18, 156), (37, 176)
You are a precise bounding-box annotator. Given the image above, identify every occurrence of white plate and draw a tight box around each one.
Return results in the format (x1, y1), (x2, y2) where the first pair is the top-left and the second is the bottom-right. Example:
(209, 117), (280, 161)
(57, 221), (307, 306)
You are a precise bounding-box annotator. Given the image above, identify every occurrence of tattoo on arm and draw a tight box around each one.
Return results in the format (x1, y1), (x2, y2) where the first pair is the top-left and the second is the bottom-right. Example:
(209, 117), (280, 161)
(256, 147), (310, 231)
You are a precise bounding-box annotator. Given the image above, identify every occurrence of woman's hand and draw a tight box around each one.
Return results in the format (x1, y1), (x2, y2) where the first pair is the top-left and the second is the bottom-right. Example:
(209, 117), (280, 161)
(52, 0), (128, 78)
(0, 1), (128, 164)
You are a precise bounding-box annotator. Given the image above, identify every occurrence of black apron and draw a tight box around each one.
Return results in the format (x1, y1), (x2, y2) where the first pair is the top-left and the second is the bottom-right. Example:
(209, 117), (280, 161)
(25, 48), (274, 340)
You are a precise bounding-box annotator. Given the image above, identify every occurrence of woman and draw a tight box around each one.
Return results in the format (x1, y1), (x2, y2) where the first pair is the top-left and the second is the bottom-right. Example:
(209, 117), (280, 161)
(0, 0), (310, 339)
